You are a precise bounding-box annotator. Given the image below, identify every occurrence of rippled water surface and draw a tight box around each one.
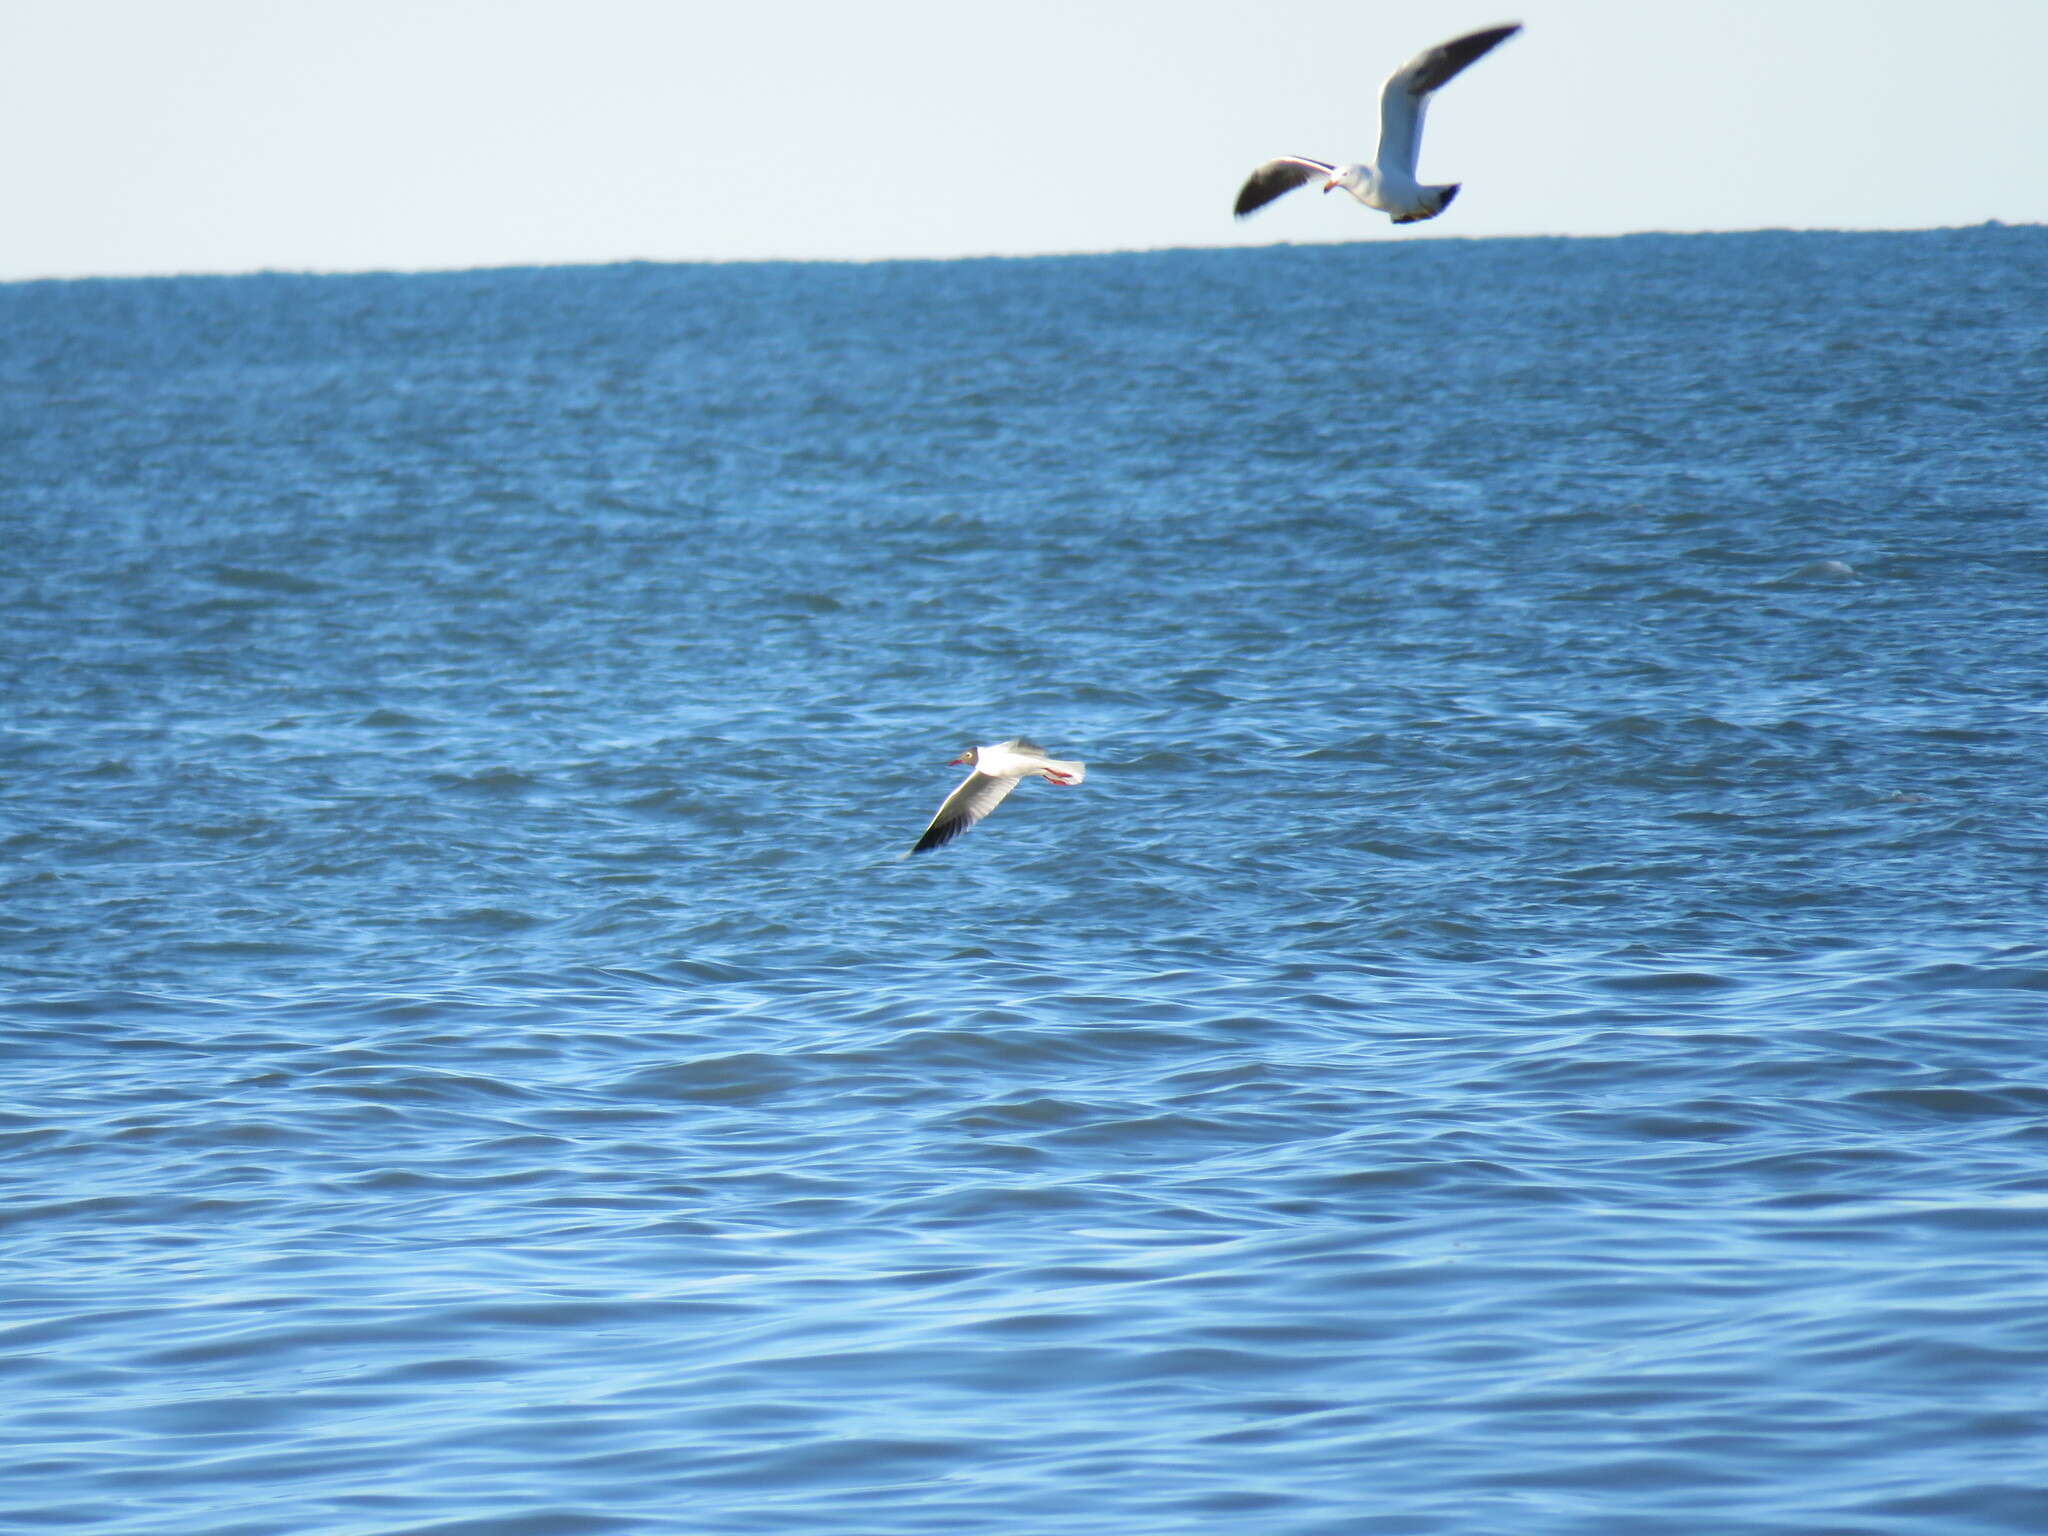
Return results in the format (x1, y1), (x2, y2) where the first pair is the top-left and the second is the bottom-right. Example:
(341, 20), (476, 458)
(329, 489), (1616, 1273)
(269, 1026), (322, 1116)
(7, 228), (2048, 1534)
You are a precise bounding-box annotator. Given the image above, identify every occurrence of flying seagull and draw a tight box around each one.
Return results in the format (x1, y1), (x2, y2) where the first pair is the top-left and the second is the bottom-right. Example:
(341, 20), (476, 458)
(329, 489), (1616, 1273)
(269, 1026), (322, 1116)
(1234, 22), (1520, 225)
(908, 738), (1085, 855)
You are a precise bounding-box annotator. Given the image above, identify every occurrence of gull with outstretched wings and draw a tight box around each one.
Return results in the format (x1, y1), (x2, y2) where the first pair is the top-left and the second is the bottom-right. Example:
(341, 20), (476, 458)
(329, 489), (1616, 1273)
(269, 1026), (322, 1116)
(1235, 23), (1520, 226)
(908, 739), (1086, 856)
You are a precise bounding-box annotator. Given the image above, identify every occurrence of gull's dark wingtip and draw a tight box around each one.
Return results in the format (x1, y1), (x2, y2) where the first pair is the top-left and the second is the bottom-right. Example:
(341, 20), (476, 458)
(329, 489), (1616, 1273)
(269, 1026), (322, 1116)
(1233, 159), (1328, 220)
(1412, 22), (1522, 93)
(1233, 175), (1281, 220)
(909, 816), (968, 855)
(1455, 22), (1523, 56)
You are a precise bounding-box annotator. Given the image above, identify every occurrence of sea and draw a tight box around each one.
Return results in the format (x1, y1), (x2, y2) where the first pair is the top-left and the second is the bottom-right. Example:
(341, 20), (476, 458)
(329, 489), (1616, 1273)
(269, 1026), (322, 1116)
(6, 225), (2048, 1535)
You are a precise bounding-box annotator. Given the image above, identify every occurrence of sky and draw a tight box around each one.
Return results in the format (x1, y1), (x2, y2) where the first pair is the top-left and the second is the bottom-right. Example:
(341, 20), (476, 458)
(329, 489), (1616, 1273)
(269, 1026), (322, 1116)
(4, 0), (2044, 280)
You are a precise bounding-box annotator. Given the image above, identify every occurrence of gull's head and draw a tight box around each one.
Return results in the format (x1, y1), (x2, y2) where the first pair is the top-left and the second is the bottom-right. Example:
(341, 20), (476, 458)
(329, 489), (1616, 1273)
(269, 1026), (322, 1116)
(948, 747), (978, 768)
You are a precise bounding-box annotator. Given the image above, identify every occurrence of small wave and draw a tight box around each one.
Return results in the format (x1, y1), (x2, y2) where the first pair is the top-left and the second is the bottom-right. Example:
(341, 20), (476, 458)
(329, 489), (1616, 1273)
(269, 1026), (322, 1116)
(206, 565), (324, 595)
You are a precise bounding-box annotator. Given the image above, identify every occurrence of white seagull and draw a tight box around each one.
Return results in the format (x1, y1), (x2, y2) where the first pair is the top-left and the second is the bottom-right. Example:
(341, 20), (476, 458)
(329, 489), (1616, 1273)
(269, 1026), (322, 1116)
(909, 739), (1085, 855)
(1234, 22), (1520, 226)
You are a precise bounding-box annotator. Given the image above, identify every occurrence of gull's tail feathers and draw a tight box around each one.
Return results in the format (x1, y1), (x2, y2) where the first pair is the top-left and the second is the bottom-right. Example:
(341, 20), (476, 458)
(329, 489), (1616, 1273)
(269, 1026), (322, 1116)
(1393, 184), (1460, 225)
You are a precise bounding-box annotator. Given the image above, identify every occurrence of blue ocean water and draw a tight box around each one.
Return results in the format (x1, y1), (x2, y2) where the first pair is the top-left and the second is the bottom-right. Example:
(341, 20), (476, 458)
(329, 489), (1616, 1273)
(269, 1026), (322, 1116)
(5, 226), (2048, 1534)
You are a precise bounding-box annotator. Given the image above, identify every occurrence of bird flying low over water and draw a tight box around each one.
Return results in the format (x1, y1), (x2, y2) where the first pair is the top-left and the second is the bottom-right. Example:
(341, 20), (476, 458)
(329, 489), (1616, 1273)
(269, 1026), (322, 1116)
(909, 739), (1086, 855)
(1234, 22), (1521, 226)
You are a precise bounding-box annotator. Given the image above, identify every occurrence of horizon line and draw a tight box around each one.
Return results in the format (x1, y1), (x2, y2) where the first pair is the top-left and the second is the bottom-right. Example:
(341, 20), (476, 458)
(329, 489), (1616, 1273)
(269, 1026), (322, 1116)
(3, 219), (2032, 288)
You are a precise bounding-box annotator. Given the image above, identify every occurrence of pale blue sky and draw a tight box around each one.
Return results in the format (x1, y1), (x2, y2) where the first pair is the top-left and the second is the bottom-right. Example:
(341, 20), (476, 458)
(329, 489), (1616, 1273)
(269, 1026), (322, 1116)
(5, 0), (2042, 280)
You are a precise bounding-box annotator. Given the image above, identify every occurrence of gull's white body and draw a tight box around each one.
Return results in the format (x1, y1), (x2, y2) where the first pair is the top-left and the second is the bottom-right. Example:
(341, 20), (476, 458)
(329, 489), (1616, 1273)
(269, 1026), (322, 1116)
(908, 738), (1085, 855)
(1234, 23), (1520, 226)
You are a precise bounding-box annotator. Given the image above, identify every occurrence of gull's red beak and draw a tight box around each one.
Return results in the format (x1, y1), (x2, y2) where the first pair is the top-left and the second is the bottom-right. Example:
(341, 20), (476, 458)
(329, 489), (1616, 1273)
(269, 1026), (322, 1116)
(948, 751), (973, 766)
(1322, 180), (1337, 194)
